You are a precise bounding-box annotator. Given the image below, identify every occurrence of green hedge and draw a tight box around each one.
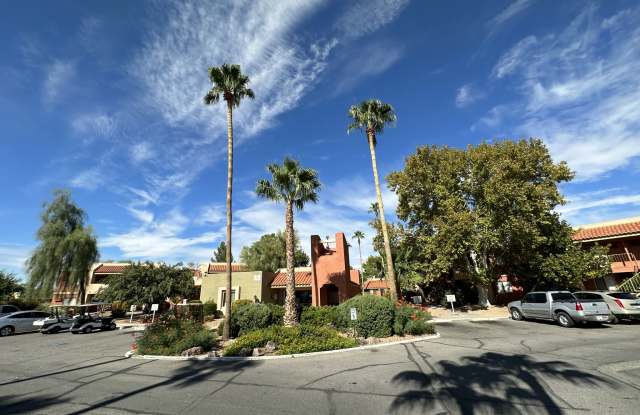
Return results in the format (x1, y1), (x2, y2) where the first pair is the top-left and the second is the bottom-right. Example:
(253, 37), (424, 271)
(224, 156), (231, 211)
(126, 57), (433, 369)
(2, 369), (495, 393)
(394, 305), (434, 335)
(203, 300), (217, 317)
(300, 306), (338, 327)
(223, 325), (358, 356)
(136, 316), (216, 356)
(222, 302), (285, 337)
(336, 295), (395, 338)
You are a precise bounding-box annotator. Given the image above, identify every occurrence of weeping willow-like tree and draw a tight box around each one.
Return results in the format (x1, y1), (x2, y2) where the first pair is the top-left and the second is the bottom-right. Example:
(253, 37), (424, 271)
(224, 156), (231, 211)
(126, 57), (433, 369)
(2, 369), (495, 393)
(26, 189), (98, 302)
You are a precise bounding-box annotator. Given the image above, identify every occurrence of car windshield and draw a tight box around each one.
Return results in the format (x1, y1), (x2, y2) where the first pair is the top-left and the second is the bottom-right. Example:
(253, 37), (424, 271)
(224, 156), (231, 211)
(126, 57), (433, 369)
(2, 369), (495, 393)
(608, 292), (638, 300)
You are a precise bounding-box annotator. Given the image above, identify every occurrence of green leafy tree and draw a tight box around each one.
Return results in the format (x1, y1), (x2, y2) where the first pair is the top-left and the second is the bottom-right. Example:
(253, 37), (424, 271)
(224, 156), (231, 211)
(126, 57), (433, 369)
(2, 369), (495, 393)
(204, 63), (255, 340)
(256, 157), (321, 326)
(362, 256), (384, 280)
(26, 189), (98, 302)
(347, 99), (399, 301)
(387, 139), (601, 305)
(212, 241), (233, 263)
(0, 270), (23, 301)
(98, 262), (194, 306)
(240, 231), (309, 273)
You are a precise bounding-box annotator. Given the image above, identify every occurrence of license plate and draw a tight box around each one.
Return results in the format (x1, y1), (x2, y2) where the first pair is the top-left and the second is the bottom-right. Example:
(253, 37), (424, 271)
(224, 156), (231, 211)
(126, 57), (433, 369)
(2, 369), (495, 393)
(596, 316), (608, 321)
(33, 321), (44, 326)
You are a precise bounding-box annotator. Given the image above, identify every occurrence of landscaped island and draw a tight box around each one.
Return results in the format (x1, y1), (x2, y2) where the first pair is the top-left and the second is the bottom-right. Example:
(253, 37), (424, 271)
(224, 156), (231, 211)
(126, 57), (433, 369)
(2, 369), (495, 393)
(134, 296), (435, 357)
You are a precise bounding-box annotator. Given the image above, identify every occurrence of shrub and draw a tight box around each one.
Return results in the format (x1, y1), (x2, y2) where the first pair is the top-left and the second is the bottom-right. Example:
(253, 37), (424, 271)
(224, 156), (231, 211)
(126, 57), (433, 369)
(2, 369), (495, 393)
(111, 301), (128, 318)
(231, 299), (253, 311)
(336, 295), (395, 338)
(223, 325), (358, 356)
(136, 315), (216, 355)
(217, 320), (225, 336)
(404, 319), (435, 335)
(393, 305), (433, 336)
(300, 306), (338, 327)
(175, 303), (204, 322)
(230, 303), (283, 337)
(203, 300), (217, 317)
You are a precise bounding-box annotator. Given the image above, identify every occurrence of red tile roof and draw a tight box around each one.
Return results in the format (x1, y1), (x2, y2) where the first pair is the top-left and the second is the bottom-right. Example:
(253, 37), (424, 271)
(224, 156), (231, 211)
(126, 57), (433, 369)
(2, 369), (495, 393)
(207, 263), (248, 273)
(93, 264), (129, 274)
(573, 220), (640, 241)
(363, 279), (388, 290)
(271, 271), (312, 288)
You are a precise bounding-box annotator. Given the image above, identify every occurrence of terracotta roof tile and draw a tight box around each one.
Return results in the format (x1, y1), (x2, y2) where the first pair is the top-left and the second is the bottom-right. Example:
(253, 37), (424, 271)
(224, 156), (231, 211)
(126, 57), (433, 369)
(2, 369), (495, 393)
(363, 279), (388, 290)
(93, 264), (129, 274)
(207, 263), (248, 273)
(573, 220), (640, 241)
(271, 271), (312, 287)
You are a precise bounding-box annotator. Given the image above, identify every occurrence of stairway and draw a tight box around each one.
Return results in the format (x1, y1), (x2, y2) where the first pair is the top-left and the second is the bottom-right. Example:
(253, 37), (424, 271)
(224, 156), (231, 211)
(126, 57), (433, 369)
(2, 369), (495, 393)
(617, 271), (640, 293)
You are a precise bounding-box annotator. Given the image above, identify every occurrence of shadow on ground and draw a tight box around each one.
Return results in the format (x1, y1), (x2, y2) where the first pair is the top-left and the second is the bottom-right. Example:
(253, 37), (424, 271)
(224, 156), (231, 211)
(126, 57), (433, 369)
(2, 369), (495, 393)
(0, 394), (72, 415)
(390, 351), (613, 415)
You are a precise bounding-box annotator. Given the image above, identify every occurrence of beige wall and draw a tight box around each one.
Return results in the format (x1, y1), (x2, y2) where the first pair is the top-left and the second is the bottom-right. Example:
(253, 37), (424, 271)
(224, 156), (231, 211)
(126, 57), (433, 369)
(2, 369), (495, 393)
(199, 271), (274, 309)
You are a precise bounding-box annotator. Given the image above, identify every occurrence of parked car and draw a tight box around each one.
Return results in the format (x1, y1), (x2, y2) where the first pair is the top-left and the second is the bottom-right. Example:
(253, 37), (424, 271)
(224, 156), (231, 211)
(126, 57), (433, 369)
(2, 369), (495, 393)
(0, 310), (50, 336)
(574, 291), (640, 323)
(508, 291), (613, 327)
(0, 304), (20, 317)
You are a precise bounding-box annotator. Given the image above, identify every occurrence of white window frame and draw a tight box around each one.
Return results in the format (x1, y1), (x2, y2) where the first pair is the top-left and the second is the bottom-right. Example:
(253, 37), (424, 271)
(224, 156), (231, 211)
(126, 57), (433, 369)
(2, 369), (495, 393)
(217, 286), (240, 310)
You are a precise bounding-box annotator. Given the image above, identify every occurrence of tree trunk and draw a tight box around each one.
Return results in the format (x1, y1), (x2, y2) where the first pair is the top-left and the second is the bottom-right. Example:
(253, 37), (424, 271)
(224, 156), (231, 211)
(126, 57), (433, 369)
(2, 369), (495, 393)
(358, 240), (364, 294)
(476, 284), (490, 308)
(223, 100), (234, 340)
(283, 201), (298, 326)
(367, 129), (398, 302)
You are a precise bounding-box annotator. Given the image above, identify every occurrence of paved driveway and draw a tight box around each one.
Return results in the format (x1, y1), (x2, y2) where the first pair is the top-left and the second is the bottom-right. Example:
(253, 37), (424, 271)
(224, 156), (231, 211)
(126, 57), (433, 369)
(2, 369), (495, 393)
(1, 320), (639, 414)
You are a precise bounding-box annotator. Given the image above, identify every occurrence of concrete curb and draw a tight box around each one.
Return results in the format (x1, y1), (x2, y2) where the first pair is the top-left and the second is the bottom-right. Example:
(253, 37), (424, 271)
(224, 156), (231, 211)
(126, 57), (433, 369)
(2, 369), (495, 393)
(431, 316), (509, 323)
(125, 332), (441, 361)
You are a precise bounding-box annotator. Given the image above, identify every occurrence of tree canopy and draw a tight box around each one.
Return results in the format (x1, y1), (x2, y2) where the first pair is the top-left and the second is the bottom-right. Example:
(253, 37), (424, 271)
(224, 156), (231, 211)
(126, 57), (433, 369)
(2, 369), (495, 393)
(212, 241), (233, 263)
(0, 270), (23, 301)
(240, 231), (309, 273)
(26, 189), (98, 301)
(97, 262), (194, 306)
(387, 139), (609, 295)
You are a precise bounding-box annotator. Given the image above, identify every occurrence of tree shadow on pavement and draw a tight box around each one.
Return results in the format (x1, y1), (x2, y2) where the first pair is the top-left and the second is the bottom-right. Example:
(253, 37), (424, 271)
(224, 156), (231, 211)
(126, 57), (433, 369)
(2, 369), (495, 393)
(0, 394), (72, 415)
(65, 359), (260, 415)
(390, 352), (613, 415)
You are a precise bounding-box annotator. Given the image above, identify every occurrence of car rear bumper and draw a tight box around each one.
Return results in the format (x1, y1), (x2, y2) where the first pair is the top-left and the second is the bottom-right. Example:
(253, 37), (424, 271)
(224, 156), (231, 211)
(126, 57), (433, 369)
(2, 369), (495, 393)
(578, 314), (613, 323)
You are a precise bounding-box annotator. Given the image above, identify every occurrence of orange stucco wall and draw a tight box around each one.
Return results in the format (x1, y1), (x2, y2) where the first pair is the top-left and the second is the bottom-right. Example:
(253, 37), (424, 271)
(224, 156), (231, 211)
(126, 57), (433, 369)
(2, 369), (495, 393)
(310, 232), (361, 306)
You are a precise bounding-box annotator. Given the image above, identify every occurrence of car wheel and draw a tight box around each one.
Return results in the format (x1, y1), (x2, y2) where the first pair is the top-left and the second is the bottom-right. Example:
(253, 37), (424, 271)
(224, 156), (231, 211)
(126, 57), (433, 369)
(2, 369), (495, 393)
(611, 315), (620, 324)
(0, 326), (14, 336)
(82, 326), (92, 334)
(109, 322), (117, 330)
(556, 312), (574, 328)
(511, 308), (524, 321)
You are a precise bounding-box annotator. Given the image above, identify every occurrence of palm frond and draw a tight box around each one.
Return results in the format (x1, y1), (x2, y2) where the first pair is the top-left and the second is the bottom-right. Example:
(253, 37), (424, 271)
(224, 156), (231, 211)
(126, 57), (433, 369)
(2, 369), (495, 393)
(204, 63), (255, 108)
(255, 158), (321, 211)
(346, 98), (397, 135)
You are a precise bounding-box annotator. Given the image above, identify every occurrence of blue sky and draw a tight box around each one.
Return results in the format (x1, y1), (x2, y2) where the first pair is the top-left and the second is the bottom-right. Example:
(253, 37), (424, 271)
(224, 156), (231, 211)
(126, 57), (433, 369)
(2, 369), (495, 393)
(2, 0), (640, 279)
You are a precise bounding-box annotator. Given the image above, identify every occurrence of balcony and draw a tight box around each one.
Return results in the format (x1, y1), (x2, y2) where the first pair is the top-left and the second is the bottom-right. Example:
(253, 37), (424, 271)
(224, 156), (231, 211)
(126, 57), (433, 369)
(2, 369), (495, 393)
(607, 251), (639, 274)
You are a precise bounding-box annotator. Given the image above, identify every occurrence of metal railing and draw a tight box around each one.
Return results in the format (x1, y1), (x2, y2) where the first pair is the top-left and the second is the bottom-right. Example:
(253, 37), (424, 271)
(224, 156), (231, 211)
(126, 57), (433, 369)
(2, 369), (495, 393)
(617, 272), (640, 293)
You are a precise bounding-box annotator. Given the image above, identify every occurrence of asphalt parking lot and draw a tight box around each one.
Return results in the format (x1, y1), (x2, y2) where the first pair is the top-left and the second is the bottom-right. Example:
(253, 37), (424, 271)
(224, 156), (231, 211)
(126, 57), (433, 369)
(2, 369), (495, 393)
(1, 319), (639, 414)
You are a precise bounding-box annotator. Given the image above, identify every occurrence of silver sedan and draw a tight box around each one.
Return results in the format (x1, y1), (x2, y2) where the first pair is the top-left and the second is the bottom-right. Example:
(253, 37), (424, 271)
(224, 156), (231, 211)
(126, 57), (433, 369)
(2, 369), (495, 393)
(0, 310), (50, 336)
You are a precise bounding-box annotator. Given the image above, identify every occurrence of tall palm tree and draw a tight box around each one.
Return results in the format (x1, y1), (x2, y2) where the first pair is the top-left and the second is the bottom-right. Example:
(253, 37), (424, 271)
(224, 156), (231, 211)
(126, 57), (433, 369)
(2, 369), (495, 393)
(352, 230), (365, 293)
(347, 99), (399, 301)
(256, 157), (321, 326)
(204, 63), (254, 340)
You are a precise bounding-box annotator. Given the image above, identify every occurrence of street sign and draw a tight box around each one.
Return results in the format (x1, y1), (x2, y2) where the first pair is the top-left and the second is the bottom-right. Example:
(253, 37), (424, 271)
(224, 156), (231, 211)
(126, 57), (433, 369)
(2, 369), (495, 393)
(412, 295), (422, 305)
(129, 305), (137, 323)
(350, 307), (358, 321)
(151, 304), (159, 311)
(446, 294), (456, 313)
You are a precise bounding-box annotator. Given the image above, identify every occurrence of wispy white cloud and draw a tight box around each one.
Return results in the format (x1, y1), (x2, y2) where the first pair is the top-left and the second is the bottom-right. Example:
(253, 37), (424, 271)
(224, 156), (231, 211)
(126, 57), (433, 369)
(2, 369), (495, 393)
(472, 105), (507, 131)
(70, 168), (104, 190)
(43, 59), (76, 105)
(0, 243), (32, 278)
(335, 0), (409, 39)
(71, 112), (117, 141)
(558, 188), (640, 225)
(487, 0), (534, 34)
(488, 6), (640, 180)
(130, 142), (155, 164)
(195, 205), (225, 226)
(455, 83), (484, 108)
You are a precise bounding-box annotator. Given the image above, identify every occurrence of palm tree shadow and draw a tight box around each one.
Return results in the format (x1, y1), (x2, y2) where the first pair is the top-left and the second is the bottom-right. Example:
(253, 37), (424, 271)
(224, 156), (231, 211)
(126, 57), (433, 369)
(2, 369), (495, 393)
(0, 394), (72, 414)
(390, 352), (612, 415)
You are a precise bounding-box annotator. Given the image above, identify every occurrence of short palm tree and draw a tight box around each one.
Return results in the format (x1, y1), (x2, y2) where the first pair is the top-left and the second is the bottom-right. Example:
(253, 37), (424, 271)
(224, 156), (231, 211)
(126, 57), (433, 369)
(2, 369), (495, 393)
(204, 63), (254, 340)
(352, 230), (365, 292)
(347, 99), (399, 301)
(256, 158), (321, 325)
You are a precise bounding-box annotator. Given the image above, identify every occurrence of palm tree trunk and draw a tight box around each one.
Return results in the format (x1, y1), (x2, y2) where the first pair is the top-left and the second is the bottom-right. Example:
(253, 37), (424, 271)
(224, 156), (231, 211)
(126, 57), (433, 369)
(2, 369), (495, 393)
(367, 130), (398, 302)
(358, 240), (364, 294)
(283, 201), (298, 326)
(223, 100), (234, 340)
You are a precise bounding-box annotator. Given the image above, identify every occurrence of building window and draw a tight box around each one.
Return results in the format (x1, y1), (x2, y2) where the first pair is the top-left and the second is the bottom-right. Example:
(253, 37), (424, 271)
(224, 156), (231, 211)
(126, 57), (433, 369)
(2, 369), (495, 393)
(221, 289), (237, 308)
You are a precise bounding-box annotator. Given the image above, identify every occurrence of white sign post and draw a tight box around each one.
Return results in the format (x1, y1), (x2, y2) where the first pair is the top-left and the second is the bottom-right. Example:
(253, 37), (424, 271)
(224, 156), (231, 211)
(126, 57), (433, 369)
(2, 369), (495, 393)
(350, 307), (358, 321)
(151, 303), (159, 323)
(129, 304), (137, 323)
(446, 294), (456, 313)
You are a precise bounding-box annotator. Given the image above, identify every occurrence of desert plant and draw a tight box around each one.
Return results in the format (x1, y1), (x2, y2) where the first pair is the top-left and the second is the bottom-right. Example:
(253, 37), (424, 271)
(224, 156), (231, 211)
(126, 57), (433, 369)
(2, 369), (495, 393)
(136, 316), (216, 356)
(300, 306), (338, 327)
(336, 295), (395, 338)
